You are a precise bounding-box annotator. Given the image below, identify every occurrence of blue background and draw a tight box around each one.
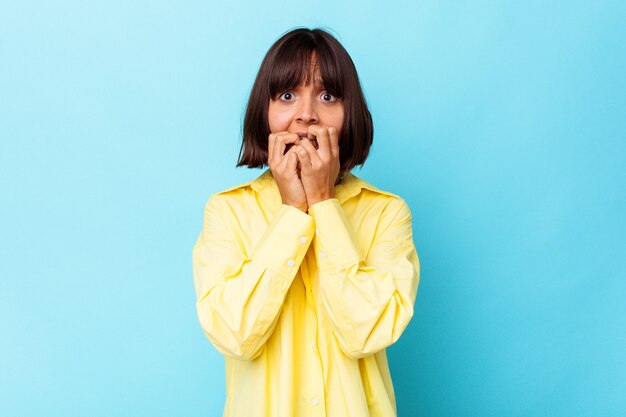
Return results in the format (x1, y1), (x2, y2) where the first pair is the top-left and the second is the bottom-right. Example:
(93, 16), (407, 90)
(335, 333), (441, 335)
(1, 1), (624, 416)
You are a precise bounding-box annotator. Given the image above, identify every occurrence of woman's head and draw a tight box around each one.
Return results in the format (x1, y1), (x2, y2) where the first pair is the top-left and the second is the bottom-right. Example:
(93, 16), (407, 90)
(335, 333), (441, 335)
(236, 27), (374, 173)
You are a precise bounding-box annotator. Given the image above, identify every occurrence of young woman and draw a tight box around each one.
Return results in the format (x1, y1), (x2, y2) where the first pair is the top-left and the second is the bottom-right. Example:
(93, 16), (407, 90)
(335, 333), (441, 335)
(192, 27), (420, 417)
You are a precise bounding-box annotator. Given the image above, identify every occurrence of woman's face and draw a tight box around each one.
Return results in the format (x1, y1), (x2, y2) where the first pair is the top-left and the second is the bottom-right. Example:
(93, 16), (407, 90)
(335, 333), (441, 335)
(268, 53), (344, 150)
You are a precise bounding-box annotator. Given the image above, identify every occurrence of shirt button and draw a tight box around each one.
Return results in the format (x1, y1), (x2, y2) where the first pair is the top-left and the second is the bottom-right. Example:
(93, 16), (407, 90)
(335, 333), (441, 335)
(320, 251), (327, 258)
(287, 259), (295, 267)
(309, 341), (316, 347)
(311, 398), (320, 406)
(315, 228), (320, 234)
(299, 236), (307, 244)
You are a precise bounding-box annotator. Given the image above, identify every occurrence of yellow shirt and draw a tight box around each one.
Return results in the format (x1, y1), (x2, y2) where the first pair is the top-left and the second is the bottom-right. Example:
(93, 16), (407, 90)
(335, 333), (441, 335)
(192, 168), (420, 417)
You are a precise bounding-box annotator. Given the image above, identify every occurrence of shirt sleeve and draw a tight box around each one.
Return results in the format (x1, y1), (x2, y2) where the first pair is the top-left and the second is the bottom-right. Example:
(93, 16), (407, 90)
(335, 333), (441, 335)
(192, 194), (315, 360)
(307, 197), (420, 360)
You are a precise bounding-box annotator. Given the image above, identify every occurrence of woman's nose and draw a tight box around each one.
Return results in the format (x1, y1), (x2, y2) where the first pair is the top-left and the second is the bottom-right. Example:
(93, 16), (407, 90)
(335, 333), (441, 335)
(295, 96), (318, 123)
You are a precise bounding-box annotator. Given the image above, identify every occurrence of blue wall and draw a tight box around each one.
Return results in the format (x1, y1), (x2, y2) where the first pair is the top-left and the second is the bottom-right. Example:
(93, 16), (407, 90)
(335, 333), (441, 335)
(1, 1), (624, 416)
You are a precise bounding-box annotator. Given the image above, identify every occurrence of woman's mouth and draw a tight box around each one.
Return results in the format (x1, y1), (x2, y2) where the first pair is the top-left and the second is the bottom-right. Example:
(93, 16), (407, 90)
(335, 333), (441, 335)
(298, 135), (319, 150)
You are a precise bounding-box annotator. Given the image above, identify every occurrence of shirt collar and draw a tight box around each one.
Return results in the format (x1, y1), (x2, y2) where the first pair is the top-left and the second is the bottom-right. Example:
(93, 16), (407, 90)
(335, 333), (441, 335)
(243, 168), (397, 204)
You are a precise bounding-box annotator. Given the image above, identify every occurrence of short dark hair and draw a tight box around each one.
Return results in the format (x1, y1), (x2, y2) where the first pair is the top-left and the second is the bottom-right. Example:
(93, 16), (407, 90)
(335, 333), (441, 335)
(236, 27), (374, 173)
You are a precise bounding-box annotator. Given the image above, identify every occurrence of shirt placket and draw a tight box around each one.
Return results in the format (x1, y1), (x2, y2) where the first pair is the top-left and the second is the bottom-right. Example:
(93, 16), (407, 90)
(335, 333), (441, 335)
(300, 250), (327, 417)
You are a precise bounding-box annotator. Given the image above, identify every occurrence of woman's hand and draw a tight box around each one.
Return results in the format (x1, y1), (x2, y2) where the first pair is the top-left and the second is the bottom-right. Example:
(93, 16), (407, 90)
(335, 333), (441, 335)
(290, 125), (341, 208)
(268, 131), (308, 212)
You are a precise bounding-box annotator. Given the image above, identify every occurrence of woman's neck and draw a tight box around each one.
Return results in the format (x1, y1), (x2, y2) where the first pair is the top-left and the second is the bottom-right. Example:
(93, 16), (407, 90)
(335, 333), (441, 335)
(334, 172), (345, 186)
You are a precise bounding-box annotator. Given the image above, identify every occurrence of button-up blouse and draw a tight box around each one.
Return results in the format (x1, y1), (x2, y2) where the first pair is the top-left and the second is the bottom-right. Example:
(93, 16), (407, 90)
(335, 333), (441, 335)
(192, 168), (420, 417)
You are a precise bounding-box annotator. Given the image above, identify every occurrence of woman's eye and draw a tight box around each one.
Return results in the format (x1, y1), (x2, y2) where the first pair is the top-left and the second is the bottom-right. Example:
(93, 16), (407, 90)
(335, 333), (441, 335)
(278, 91), (293, 101)
(321, 92), (337, 102)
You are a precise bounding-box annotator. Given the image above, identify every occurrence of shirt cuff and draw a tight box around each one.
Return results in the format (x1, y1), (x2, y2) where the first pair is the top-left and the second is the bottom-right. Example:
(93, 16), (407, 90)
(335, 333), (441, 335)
(307, 198), (361, 271)
(252, 203), (316, 275)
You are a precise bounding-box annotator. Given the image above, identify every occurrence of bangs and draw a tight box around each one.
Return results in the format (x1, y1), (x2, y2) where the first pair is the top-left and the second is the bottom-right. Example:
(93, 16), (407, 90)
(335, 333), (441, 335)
(267, 45), (344, 100)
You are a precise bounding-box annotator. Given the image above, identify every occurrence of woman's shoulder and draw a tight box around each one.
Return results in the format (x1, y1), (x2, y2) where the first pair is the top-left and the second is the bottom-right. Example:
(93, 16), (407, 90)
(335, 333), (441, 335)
(351, 173), (405, 201)
(200, 180), (254, 214)
(350, 174), (412, 219)
(214, 180), (255, 196)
